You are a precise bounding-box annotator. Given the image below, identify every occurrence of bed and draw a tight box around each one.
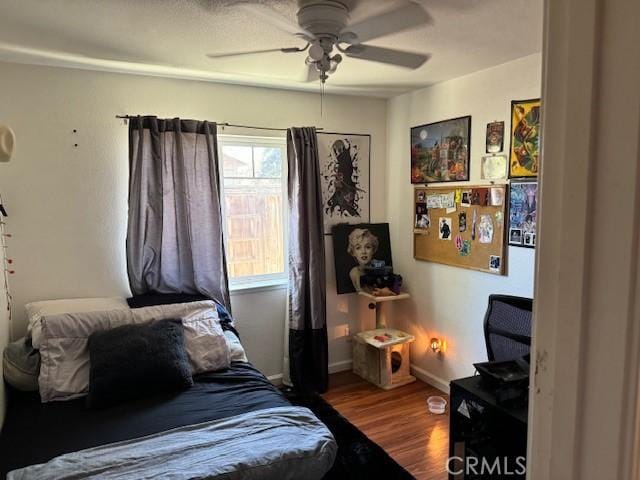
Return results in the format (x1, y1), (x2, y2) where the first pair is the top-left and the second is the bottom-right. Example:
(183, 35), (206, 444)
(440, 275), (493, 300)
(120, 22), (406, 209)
(0, 297), (336, 479)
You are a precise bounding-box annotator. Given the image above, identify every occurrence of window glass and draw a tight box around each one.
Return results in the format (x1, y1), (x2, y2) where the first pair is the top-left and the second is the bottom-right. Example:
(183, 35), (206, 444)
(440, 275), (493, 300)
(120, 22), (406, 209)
(254, 147), (283, 178)
(221, 145), (253, 177)
(219, 137), (286, 286)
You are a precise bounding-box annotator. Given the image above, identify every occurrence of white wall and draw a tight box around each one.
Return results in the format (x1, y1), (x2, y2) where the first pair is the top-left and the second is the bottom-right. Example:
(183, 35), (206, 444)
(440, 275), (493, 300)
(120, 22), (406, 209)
(0, 61), (387, 378)
(385, 54), (541, 389)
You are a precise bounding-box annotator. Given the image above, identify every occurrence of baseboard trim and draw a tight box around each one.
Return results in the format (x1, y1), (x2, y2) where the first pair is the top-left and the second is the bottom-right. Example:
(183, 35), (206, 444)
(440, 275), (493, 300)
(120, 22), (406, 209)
(266, 360), (352, 385)
(272, 363), (449, 393)
(329, 359), (353, 374)
(410, 364), (450, 394)
(267, 373), (283, 385)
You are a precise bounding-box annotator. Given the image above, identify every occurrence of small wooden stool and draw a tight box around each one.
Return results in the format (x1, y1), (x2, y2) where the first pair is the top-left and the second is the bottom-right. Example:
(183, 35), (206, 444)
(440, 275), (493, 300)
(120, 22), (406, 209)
(352, 328), (416, 390)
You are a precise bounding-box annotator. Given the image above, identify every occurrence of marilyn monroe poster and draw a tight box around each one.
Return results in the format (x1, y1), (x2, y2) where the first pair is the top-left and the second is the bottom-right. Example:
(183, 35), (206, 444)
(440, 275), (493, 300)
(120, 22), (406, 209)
(332, 223), (393, 294)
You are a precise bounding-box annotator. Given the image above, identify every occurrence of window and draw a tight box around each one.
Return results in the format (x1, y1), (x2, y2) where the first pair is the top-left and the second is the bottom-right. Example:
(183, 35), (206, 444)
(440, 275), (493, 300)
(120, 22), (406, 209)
(218, 135), (287, 289)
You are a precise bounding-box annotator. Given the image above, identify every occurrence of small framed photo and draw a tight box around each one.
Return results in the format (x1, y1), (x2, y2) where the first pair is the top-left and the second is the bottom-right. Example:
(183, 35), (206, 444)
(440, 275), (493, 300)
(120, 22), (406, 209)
(489, 255), (501, 272)
(509, 228), (523, 245)
(524, 232), (536, 247)
(486, 121), (504, 153)
(415, 213), (430, 229)
(439, 217), (452, 240)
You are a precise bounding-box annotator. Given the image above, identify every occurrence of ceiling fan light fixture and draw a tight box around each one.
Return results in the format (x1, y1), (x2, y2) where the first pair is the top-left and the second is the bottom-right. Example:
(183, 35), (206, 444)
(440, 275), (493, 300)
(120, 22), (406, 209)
(308, 43), (325, 61)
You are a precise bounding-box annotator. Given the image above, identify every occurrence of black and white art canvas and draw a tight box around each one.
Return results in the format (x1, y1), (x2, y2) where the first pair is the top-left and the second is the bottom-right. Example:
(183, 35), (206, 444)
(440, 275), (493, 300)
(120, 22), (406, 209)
(318, 132), (371, 234)
(332, 223), (392, 295)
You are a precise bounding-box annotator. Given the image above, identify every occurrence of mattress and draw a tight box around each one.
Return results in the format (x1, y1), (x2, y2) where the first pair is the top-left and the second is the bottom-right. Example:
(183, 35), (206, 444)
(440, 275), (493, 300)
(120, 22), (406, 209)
(0, 362), (290, 477)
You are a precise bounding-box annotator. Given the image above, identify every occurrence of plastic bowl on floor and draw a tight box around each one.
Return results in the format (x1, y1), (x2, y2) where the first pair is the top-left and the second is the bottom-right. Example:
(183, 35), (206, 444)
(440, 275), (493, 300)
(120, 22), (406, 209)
(427, 395), (447, 414)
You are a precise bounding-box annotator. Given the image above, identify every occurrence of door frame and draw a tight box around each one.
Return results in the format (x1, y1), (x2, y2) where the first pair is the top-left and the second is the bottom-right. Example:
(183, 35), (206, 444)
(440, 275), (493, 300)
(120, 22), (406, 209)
(529, 0), (640, 479)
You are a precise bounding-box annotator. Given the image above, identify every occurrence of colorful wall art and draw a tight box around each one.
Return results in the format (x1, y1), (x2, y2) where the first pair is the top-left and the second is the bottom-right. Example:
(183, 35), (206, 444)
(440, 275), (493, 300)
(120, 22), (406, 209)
(411, 116), (471, 184)
(509, 99), (541, 178)
(508, 181), (538, 248)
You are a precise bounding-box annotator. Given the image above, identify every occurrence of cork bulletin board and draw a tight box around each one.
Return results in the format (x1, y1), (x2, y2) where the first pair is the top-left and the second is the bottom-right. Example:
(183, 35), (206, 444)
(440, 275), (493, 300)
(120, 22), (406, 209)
(413, 185), (507, 275)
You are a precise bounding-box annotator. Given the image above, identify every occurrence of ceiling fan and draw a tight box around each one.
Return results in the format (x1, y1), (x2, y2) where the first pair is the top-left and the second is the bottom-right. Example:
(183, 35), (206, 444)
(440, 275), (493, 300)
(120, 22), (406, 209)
(207, 0), (432, 84)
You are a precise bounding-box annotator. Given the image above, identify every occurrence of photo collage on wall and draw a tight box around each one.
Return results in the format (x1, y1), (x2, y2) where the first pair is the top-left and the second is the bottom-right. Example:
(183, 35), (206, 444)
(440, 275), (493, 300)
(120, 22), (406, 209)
(410, 97), (541, 273)
(413, 186), (506, 274)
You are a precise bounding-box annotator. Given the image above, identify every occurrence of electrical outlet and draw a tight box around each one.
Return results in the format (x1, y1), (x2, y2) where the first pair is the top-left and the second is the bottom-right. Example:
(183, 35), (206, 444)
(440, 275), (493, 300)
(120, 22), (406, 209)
(344, 325), (351, 339)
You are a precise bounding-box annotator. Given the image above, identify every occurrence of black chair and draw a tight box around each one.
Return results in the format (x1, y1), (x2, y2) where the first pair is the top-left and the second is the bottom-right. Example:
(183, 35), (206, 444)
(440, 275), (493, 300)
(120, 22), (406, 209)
(483, 294), (533, 362)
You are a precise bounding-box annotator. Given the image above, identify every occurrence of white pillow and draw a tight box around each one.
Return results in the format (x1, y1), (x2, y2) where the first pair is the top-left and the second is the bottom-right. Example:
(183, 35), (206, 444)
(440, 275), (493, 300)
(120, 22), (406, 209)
(26, 297), (129, 348)
(181, 307), (231, 374)
(38, 301), (228, 402)
(224, 330), (249, 363)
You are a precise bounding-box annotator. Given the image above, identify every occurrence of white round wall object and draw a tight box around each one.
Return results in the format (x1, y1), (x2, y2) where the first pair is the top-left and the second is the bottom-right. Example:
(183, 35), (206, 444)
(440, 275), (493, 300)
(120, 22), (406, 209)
(0, 125), (16, 163)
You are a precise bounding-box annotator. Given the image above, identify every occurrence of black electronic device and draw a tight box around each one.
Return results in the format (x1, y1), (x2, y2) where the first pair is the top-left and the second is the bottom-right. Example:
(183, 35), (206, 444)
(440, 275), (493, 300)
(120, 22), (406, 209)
(473, 355), (530, 404)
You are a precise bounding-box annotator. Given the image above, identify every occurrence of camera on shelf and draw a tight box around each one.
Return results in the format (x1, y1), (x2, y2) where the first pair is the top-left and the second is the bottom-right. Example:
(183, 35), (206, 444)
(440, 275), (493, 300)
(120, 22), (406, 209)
(360, 260), (403, 295)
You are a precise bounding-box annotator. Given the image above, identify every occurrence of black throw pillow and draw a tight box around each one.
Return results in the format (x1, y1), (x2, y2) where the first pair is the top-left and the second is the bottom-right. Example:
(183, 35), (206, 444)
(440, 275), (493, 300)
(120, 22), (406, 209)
(126, 292), (210, 309)
(87, 319), (193, 409)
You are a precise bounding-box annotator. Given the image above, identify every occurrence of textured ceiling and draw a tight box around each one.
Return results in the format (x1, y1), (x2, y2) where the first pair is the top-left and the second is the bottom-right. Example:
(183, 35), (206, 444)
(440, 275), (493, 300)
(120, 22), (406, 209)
(0, 0), (543, 97)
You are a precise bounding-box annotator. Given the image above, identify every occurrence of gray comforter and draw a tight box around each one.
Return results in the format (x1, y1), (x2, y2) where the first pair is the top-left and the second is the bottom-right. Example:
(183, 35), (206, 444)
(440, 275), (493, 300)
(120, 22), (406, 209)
(8, 406), (337, 480)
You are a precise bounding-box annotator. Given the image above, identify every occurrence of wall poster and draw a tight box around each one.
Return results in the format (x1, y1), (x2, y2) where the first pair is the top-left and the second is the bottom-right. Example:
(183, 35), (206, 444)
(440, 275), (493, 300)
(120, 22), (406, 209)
(508, 181), (538, 248)
(509, 98), (541, 178)
(318, 132), (371, 234)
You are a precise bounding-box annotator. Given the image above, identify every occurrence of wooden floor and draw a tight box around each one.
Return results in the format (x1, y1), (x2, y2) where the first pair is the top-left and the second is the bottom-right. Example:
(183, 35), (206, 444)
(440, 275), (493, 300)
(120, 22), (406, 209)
(323, 372), (450, 480)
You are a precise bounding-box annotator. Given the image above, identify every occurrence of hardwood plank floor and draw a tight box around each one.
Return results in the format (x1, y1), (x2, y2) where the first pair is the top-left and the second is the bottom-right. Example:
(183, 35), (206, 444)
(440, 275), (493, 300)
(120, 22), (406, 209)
(323, 371), (450, 480)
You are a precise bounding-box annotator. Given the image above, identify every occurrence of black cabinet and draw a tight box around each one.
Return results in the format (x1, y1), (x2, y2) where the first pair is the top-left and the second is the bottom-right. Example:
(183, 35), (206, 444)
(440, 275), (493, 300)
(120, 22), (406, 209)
(448, 376), (528, 480)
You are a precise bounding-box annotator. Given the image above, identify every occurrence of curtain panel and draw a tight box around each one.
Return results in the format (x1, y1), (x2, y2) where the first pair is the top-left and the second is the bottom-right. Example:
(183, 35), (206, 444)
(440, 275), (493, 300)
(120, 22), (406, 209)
(287, 126), (328, 393)
(127, 116), (230, 311)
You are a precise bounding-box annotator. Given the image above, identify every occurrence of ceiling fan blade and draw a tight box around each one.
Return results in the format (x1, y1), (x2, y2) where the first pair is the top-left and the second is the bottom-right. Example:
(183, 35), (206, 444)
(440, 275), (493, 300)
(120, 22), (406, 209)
(207, 45), (307, 59)
(207, 48), (287, 59)
(343, 2), (432, 44)
(345, 44), (430, 69)
(239, 4), (313, 38)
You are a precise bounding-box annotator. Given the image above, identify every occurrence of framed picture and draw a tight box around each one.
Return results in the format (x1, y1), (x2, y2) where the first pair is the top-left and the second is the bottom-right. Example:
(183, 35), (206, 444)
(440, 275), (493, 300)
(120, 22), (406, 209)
(411, 116), (471, 184)
(317, 132), (370, 234)
(509, 99), (541, 178)
(508, 181), (538, 248)
(481, 155), (508, 180)
(332, 223), (392, 294)
(486, 121), (505, 153)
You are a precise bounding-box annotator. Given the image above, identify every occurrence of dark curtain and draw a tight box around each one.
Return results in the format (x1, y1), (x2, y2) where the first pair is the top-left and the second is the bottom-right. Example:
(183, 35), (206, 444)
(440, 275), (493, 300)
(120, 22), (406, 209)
(287, 127), (328, 393)
(126, 116), (231, 311)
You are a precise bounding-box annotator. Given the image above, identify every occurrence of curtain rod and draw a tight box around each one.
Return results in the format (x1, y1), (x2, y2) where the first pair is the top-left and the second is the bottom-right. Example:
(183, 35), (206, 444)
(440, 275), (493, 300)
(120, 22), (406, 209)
(115, 116), (322, 132)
